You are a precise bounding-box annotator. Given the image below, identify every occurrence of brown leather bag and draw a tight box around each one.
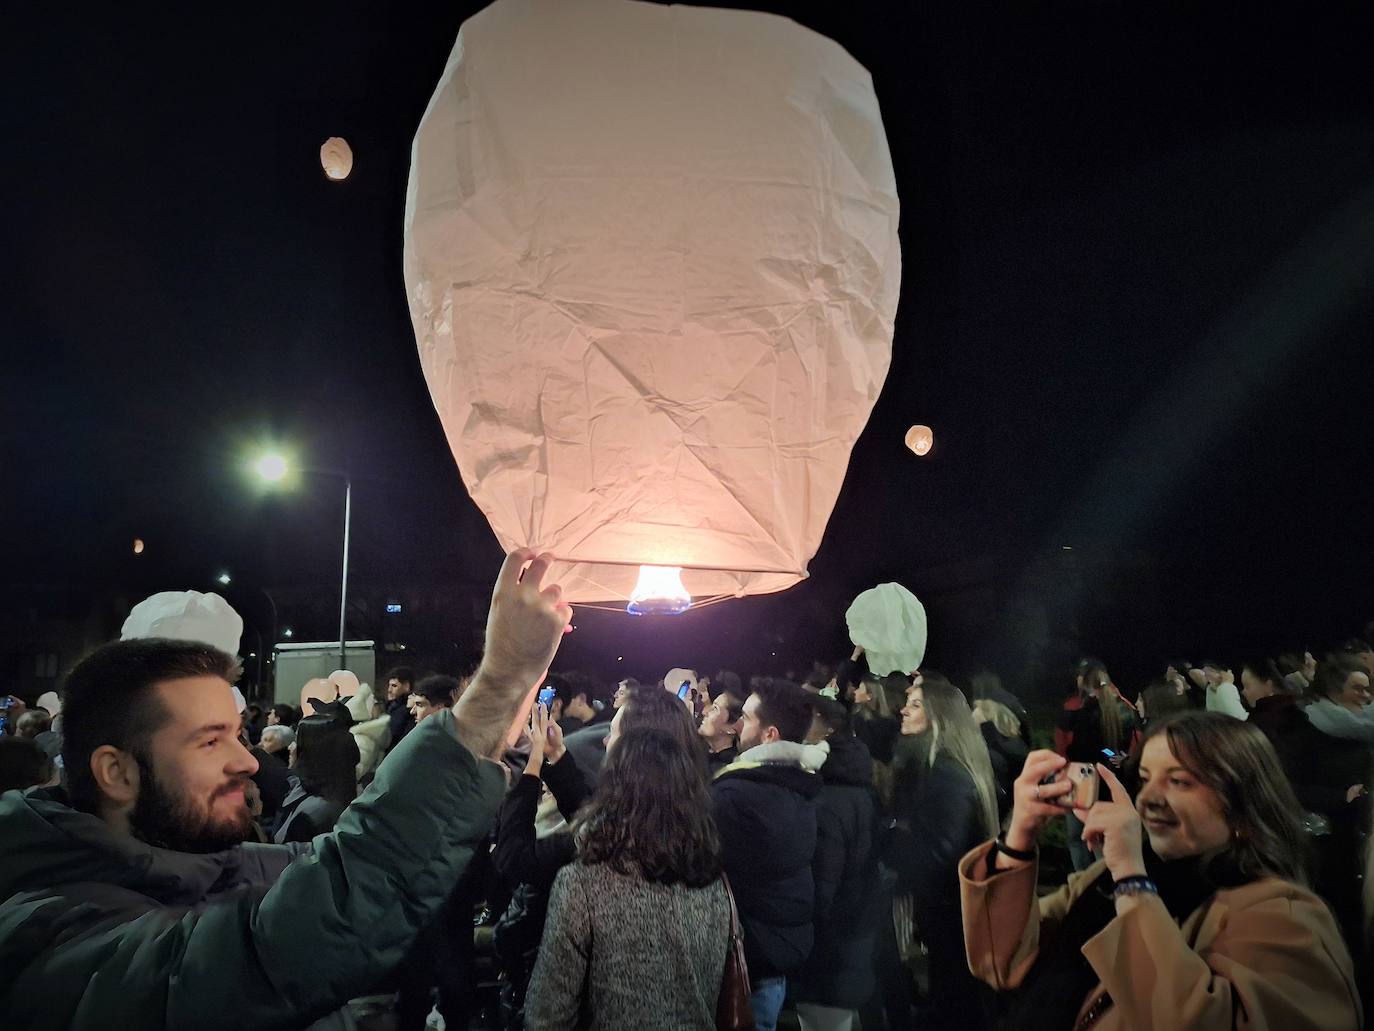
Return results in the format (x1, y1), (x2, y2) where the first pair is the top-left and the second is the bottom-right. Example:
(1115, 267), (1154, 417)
(716, 873), (754, 1031)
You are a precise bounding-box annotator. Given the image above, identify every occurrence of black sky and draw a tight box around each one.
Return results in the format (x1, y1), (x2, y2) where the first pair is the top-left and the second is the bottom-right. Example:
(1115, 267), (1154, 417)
(4, 2), (1374, 692)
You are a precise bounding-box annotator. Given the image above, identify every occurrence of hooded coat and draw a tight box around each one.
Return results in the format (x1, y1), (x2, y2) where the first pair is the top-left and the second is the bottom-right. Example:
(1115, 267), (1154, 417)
(711, 740), (823, 980)
(0, 710), (504, 1030)
(791, 733), (883, 1009)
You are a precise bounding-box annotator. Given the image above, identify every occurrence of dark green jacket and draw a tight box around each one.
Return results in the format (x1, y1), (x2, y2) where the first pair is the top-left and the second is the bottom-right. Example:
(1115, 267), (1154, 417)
(0, 709), (505, 1029)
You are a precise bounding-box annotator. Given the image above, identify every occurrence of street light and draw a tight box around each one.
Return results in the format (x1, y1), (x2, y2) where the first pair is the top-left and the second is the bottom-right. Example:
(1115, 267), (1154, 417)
(252, 450), (352, 670)
(216, 572), (232, 586)
(255, 453), (289, 482)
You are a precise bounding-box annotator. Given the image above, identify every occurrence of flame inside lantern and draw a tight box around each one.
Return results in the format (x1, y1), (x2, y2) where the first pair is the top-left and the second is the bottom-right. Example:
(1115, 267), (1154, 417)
(626, 565), (693, 616)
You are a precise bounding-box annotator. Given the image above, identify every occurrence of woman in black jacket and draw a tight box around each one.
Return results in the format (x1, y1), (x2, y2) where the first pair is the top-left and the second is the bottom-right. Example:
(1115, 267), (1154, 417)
(884, 675), (998, 1031)
(972, 698), (1029, 823)
(273, 707), (359, 844)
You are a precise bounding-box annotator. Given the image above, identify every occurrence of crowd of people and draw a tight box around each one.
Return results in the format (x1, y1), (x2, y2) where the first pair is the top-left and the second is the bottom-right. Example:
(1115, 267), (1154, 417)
(0, 552), (1371, 1030)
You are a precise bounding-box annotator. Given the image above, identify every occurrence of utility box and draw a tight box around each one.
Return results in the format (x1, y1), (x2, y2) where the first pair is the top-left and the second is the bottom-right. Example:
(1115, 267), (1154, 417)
(272, 641), (376, 705)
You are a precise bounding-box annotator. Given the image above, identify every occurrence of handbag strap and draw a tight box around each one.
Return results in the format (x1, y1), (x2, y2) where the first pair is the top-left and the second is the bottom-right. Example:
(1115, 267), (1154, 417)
(721, 871), (742, 940)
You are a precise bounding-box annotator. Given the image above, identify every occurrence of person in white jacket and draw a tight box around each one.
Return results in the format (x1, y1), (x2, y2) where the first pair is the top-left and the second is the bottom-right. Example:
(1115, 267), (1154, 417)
(1304, 654), (1374, 744)
(1201, 660), (1249, 721)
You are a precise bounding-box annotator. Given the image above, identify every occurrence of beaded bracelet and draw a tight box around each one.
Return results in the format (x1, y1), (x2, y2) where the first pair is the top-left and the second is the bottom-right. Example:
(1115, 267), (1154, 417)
(1111, 875), (1159, 900)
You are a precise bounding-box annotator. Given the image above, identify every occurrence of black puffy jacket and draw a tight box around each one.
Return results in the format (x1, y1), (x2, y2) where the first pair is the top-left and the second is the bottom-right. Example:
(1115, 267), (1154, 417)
(712, 744), (821, 980)
(792, 733), (883, 1009)
(980, 722), (1028, 823)
(885, 754), (994, 1030)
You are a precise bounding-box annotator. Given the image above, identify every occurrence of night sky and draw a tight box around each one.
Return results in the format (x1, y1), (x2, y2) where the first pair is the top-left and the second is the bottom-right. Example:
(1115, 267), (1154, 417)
(5, 3), (1374, 697)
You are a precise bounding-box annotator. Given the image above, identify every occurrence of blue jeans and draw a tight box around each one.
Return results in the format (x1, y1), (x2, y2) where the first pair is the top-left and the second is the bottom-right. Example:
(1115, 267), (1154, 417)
(1065, 810), (1093, 871)
(751, 976), (787, 1031)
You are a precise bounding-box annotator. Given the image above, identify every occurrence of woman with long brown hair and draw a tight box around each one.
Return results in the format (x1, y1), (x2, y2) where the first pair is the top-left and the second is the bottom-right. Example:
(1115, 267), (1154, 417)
(960, 711), (1361, 1030)
(492, 683), (706, 1028)
(524, 726), (730, 1031)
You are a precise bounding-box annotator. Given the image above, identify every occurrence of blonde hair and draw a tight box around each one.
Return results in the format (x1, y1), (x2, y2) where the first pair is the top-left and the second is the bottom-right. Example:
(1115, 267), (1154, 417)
(1084, 669), (1125, 751)
(973, 698), (1021, 740)
(917, 679), (999, 838)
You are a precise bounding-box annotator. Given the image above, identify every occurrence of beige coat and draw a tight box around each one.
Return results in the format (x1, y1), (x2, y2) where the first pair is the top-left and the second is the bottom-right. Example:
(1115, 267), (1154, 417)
(958, 840), (1362, 1031)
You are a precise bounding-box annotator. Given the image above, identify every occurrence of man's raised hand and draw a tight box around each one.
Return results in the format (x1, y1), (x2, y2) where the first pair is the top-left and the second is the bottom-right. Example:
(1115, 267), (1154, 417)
(480, 550), (573, 693)
(453, 550), (573, 760)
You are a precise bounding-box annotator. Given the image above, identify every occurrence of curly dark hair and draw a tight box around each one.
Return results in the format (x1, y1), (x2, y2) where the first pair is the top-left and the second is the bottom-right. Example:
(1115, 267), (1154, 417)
(574, 727), (721, 888)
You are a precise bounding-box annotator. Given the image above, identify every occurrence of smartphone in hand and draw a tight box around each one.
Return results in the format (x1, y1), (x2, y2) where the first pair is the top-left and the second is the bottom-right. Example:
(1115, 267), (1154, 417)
(1041, 762), (1099, 809)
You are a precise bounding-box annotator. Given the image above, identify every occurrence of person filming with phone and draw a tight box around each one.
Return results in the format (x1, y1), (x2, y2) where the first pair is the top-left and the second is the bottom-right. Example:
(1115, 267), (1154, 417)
(959, 711), (1362, 1031)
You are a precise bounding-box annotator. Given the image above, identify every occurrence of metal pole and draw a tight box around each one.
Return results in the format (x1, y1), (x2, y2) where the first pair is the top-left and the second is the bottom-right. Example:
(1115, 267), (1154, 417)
(259, 587), (279, 701)
(338, 477), (352, 671)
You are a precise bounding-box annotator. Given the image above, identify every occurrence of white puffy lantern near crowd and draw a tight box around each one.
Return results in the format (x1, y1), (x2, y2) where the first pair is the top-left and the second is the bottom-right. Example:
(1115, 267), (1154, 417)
(405, 0), (901, 610)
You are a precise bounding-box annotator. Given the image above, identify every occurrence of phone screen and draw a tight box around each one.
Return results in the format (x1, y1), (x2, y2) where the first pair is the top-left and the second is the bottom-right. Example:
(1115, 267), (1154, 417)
(537, 686), (557, 710)
(677, 681), (692, 700)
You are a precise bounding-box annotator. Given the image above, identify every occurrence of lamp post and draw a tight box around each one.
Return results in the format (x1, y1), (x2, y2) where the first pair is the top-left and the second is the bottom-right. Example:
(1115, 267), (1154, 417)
(337, 476), (352, 671)
(253, 451), (352, 672)
(211, 572), (279, 700)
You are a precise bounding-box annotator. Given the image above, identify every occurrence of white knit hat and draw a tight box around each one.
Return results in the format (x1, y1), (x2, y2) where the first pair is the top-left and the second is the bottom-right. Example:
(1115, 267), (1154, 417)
(121, 591), (243, 657)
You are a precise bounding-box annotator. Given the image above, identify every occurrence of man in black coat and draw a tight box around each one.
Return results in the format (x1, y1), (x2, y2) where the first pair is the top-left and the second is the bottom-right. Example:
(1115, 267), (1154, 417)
(793, 699), (882, 1031)
(712, 678), (821, 1031)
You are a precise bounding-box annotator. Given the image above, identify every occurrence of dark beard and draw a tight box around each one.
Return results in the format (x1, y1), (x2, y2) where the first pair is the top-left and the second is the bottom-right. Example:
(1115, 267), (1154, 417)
(129, 754), (254, 854)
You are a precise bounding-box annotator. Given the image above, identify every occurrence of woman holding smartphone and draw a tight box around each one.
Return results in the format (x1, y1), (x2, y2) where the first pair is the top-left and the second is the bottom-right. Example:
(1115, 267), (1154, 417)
(959, 711), (1361, 1031)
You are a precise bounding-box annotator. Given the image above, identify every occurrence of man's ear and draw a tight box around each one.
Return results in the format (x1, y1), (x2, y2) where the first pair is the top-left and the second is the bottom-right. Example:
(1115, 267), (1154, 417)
(89, 745), (141, 808)
(761, 725), (782, 746)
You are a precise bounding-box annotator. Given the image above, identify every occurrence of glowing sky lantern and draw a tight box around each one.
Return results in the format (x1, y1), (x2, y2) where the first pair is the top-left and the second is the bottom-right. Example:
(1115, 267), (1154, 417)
(905, 424), (934, 457)
(404, 0), (901, 610)
(320, 137), (353, 181)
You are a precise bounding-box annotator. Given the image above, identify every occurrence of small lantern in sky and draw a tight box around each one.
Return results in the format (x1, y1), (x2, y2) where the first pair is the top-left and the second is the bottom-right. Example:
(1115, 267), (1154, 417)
(905, 425), (934, 457)
(320, 137), (354, 181)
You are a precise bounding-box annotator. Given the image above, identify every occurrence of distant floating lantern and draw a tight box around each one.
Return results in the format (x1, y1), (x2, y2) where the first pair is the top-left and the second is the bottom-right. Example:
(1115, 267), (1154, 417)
(132, 538), (145, 555)
(905, 424), (934, 457)
(320, 137), (353, 181)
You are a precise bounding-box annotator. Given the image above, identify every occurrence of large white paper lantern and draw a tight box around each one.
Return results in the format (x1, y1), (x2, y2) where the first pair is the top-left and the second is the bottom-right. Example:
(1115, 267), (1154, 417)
(405, 0), (901, 605)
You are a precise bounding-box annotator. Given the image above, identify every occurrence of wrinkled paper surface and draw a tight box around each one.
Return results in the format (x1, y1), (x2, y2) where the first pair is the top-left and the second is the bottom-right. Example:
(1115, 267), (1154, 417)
(846, 583), (927, 677)
(405, 0), (900, 602)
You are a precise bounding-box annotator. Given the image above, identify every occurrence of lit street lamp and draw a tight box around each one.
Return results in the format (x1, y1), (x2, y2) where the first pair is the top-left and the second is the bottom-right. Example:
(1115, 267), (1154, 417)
(255, 453), (289, 482)
(216, 572), (232, 586)
(252, 450), (352, 670)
